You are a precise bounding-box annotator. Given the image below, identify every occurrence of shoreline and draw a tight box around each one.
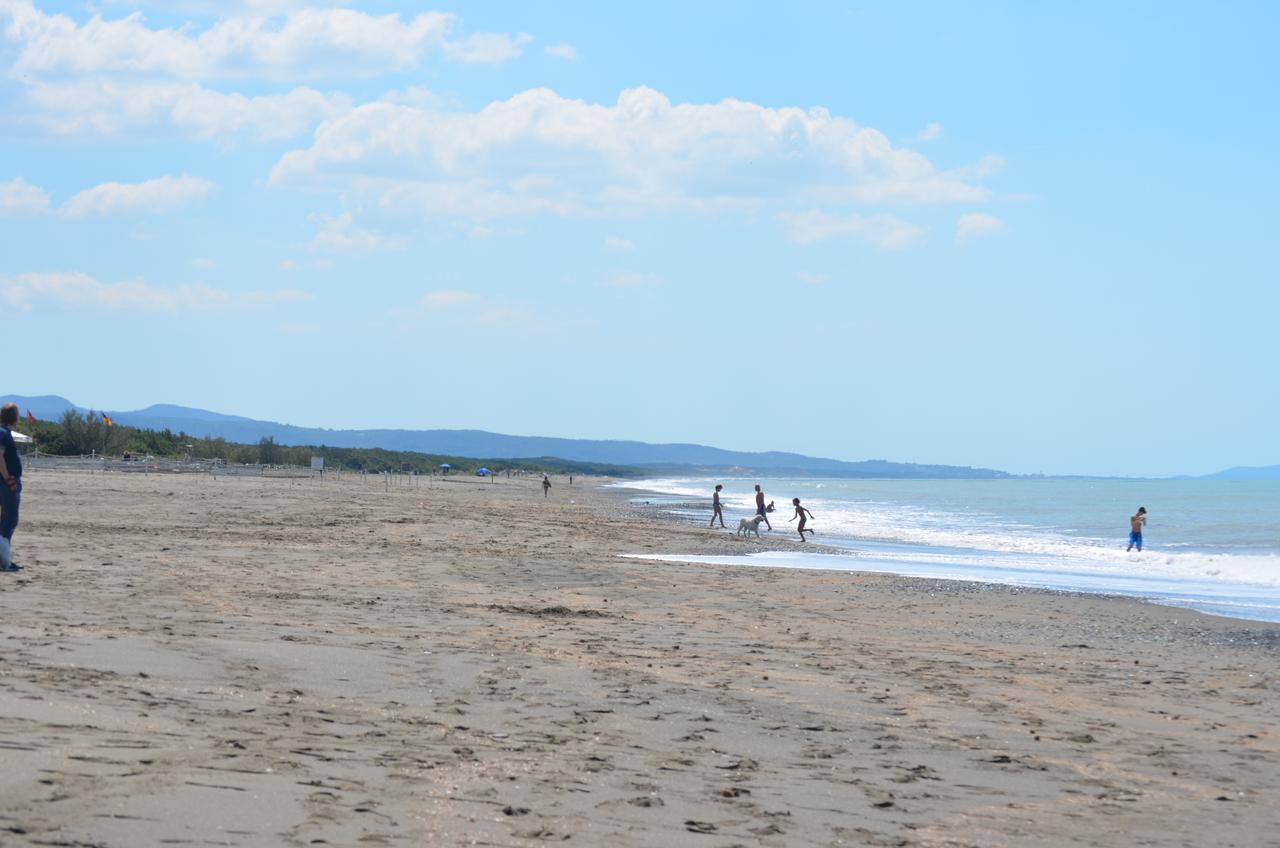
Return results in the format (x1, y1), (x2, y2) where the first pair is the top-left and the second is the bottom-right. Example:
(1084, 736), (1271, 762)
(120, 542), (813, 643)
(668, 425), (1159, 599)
(1, 470), (1276, 846)
(611, 479), (1280, 626)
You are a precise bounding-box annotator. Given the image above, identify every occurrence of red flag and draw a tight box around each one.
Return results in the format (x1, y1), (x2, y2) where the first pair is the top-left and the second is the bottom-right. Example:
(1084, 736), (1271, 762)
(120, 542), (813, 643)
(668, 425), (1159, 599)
(26, 409), (36, 423)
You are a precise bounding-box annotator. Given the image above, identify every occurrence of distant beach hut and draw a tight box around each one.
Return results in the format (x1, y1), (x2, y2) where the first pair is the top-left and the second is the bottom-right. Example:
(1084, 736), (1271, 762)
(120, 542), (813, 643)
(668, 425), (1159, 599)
(476, 467), (491, 477)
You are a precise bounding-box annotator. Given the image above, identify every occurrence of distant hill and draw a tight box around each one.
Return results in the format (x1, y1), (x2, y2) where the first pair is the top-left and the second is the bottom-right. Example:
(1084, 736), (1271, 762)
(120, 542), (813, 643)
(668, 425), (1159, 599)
(2, 394), (84, 421)
(1, 394), (1012, 479)
(1199, 465), (1280, 481)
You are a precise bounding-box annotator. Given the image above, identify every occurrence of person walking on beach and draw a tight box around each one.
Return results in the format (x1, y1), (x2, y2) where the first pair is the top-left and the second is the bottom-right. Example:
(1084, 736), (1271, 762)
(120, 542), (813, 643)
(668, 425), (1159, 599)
(1127, 506), (1147, 552)
(754, 484), (772, 531)
(0, 403), (24, 572)
(790, 497), (815, 542)
(542, 475), (551, 498)
(709, 484), (726, 528)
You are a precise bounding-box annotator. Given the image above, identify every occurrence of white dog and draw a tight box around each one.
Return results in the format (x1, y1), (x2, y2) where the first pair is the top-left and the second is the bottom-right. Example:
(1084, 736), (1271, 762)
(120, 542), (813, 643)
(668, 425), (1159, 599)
(737, 515), (765, 538)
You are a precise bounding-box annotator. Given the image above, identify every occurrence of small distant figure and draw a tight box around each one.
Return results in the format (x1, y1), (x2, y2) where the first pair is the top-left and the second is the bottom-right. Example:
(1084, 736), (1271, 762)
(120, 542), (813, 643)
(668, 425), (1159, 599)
(766, 500), (776, 513)
(569, 476), (573, 486)
(754, 484), (772, 531)
(790, 497), (815, 542)
(709, 484), (726, 528)
(542, 475), (551, 498)
(1127, 507), (1147, 552)
(0, 403), (24, 572)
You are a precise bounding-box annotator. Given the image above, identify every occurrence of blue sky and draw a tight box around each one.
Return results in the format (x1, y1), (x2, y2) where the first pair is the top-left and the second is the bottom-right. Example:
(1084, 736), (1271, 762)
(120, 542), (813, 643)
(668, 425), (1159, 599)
(1, 1), (1276, 477)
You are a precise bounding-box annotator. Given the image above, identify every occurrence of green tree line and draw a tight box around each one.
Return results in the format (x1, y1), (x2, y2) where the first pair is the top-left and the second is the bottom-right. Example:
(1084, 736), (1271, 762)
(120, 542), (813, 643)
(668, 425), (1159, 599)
(14, 411), (638, 477)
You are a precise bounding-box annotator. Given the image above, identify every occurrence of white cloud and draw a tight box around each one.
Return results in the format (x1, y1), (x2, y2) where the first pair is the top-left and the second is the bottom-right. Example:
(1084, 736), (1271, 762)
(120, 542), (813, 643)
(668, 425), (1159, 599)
(397, 289), (554, 336)
(107, 1), (354, 13)
(309, 211), (408, 254)
(544, 43), (577, 60)
(442, 31), (531, 64)
(24, 79), (352, 140)
(604, 235), (634, 251)
(914, 121), (942, 142)
(269, 86), (999, 237)
(420, 290), (479, 310)
(0, 2), (525, 80)
(0, 271), (309, 311)
(797, 271), (830, 285)
(61, 175), (215, 218)
(605, 271), (662, 289)
(0, 177), (52, 215)
(779, 210), (925, 250)
(955, 212), (1004, 244)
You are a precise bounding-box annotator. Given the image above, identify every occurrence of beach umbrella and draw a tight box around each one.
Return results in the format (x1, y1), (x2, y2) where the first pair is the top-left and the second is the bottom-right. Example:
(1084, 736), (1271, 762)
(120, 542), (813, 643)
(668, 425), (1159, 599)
(476, 467), (491, 476)
(439, 463), (450, 475)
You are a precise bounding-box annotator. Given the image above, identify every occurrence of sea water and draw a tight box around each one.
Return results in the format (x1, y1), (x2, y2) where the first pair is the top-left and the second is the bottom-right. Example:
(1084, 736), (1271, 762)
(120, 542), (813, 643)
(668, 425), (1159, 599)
(618, 476), (1280, 623)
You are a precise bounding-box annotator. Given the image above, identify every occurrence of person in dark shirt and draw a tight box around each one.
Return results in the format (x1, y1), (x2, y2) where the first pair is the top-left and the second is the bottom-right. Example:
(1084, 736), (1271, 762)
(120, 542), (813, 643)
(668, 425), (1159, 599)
(709, 484), (726, 528)
(0, 403), (24, 571)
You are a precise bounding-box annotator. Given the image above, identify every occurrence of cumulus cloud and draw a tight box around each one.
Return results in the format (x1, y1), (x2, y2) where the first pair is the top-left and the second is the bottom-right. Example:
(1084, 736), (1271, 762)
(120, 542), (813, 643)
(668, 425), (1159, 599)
(23, 79), (352, 140)
(544, 43), (577, 60)
(914, 121), (942, 142)
(778, 210), (925, 250)
(443, 31), (531, 64)
(61, 174), (216, 218)
(106, 1), (354, 14)
(0, 2), (525, 80)
(269, 86), (998, 232)
(309, 211), (407, 254)
(2, 174), (216, 217)
(0, 270), (309, 311)
(955, 212), (1004, 244)
(0, 177), (52, 215)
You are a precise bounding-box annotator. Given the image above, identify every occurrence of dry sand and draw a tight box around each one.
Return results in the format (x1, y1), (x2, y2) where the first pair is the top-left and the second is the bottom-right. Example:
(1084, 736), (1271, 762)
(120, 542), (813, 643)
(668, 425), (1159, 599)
(0, 470), (1277, 847)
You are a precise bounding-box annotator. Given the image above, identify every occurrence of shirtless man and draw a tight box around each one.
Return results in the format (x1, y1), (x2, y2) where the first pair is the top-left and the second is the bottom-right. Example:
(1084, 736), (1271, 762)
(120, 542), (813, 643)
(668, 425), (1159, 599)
(1127, 506), (1147, 552)
(754, 484), (772, 531)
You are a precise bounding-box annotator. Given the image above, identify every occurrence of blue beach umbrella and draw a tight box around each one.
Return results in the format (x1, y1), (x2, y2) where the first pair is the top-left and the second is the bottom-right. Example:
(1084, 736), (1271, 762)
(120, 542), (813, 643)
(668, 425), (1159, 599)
(476, 467), (491, 476)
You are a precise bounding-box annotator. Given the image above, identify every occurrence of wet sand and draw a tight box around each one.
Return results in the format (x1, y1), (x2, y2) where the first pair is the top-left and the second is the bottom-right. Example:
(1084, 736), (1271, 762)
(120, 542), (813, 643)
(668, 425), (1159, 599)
(1, 470), (1277, 847)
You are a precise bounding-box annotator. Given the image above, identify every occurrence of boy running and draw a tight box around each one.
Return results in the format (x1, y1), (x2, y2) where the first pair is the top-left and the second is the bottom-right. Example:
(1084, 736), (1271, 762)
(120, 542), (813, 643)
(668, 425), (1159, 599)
(790, 497), (815, 542)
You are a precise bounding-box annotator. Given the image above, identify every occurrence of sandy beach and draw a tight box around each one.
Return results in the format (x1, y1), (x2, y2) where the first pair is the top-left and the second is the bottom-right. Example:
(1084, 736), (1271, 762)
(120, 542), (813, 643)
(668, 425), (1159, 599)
(1, 470), (1277, 847)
